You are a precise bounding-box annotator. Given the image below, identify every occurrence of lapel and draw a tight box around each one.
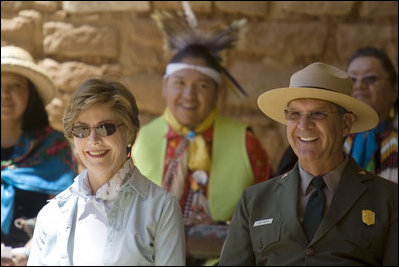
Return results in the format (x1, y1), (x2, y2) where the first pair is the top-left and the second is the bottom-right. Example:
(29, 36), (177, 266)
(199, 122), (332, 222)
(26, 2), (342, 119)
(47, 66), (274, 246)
(276, 164), (308, 246)
(311, 158), (371, 244)
(56, 192), (78, 265)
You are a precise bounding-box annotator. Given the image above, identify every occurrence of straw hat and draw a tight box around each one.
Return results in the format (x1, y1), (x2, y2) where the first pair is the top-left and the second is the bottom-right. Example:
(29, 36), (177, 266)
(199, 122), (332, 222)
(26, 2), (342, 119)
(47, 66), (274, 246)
(257, 62), (378, 133)
(1, 46), (56, 105)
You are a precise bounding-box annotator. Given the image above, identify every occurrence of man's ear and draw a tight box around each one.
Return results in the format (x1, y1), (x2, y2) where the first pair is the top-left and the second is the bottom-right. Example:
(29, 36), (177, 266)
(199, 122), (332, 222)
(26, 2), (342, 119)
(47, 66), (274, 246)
(343, 112), (356, 137)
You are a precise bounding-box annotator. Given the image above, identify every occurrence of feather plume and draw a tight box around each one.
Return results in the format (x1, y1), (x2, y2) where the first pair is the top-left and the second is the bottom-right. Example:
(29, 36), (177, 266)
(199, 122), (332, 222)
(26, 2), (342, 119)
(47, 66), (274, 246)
(152, 10), (198, 55)
(182, 1), (198, 30)
(151, 1), (249, 96)
(152, 3), (246, 58)
(204, 18), (247, 58)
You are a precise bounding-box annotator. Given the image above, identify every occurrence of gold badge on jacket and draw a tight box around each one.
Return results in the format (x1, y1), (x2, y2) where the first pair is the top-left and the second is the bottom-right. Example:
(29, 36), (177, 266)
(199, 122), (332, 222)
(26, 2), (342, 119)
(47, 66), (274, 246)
(362, 210), (375, 226)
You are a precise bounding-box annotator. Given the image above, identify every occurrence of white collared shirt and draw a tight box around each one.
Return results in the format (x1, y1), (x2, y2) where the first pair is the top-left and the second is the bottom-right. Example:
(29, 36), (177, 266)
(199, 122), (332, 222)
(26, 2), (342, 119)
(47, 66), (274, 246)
(70, 161), (130, 265)
(27, 160), (186, 266)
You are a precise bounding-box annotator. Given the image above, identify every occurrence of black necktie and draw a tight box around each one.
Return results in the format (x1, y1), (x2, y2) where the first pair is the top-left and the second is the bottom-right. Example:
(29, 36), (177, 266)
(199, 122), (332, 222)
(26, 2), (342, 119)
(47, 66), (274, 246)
(302, 176), (325, 241)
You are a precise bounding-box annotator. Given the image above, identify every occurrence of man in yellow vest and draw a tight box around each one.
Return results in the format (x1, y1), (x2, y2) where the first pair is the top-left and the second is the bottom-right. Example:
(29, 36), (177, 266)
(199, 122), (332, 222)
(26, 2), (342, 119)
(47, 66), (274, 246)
(132, 9), (273, 266)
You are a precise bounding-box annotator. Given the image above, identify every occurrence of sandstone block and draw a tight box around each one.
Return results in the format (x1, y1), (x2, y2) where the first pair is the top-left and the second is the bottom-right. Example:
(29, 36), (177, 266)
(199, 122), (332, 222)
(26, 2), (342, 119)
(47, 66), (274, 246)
(275, 1), (355, 16)
(38, 58), (121, 93)
(32, 1), (59, 12)
(1, 1), (31, 11)
(215, 1), (267, 16)
(360, 1), (398, 18)
(241, 21), (328, 57)
(121, 41), (165, 74)
(153, 1), (212, 13)
(337, 24), (394, 62)
(62, 1), (150, 13)
(45, 95), (67, 132)
(128, 17), (163, 47)
(224, 60), (302, 112)
(43, 21), (118, 60)
(123, 73), (166, 115)
(1, 15), (38, 55)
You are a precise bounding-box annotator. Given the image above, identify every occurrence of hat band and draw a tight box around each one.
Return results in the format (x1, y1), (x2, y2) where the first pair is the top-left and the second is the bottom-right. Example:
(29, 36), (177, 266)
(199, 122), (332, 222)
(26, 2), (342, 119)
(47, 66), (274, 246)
(163, 63), (221, 83)
(1, 55), (33, 62)
(298, 85), (332, 91)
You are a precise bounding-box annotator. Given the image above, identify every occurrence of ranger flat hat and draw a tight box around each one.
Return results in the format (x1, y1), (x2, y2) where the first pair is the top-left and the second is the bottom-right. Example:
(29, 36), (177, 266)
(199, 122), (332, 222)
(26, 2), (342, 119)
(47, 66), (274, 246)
(257, 62), (378, 133)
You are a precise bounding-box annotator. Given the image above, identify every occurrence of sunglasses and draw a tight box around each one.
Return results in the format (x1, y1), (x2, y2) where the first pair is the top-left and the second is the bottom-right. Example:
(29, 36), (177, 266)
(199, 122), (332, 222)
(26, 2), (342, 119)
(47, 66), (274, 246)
(72, 123), (123, 138)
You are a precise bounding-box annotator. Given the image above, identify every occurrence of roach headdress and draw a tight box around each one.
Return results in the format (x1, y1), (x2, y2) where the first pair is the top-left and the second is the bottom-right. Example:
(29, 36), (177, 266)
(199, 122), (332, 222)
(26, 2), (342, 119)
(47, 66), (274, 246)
(152, 1), (248, 96)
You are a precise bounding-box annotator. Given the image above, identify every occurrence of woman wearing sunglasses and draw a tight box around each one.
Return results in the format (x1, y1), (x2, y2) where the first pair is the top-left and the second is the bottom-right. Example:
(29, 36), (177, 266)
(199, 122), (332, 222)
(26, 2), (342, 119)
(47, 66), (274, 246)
(27, 78), (186, 266)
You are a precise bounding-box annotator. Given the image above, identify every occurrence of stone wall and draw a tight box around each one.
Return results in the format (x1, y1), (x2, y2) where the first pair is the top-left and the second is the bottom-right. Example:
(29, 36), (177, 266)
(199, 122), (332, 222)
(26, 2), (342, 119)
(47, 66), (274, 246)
(2, 1), (398, 171)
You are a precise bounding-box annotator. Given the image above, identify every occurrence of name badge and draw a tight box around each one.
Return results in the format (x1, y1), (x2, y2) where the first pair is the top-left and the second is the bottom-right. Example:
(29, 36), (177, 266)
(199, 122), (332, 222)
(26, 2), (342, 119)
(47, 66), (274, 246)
(254, 218), (273, 227)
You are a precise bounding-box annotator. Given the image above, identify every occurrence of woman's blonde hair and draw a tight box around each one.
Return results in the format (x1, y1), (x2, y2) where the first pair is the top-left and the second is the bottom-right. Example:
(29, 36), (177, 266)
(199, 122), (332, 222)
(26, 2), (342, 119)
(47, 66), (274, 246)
(63, 78), (140, 146)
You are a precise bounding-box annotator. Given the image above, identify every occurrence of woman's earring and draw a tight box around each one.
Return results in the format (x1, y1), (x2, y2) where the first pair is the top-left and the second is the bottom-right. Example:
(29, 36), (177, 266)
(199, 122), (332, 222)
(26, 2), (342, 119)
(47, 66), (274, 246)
(127, 144), (132, 158)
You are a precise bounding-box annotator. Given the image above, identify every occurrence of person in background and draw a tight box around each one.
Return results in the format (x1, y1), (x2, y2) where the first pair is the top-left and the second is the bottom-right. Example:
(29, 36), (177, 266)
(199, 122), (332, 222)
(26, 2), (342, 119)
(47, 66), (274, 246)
(1, 46), (76, 266)
(345, 47), (398, 183)
(27, 78), (186, 266)
(132, 7), (272, 265)
(276, 47), (398, 184)
(219, 62), (397, 266)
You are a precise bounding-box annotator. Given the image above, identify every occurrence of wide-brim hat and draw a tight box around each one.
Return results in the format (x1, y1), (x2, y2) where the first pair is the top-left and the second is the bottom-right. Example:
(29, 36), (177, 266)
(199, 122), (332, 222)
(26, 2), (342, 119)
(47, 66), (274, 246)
(1, 46), (56, 105)
(257, 62), (378, 133)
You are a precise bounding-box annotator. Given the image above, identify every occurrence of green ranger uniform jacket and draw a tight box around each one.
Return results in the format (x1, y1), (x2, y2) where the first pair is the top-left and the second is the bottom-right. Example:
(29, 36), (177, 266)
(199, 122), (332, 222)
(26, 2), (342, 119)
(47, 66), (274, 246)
(219, 157), (398, 266)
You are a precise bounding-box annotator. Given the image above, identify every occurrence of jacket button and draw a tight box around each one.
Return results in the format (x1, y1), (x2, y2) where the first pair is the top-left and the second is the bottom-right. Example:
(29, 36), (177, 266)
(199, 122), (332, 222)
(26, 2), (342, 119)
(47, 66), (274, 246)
(258, 241), (263, 249)
(305, 247), (314, 256)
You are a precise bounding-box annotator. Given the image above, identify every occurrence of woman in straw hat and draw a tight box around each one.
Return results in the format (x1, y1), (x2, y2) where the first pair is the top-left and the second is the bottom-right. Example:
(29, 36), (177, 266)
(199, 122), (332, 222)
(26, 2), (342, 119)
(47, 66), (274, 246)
(1, 46), (76, 265)
(132, 3), (272, 265)
(219, 62), (397, 266)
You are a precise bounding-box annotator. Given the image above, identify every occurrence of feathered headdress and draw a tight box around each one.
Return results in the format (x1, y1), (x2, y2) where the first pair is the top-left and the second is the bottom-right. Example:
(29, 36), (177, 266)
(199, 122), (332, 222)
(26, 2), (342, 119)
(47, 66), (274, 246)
(152, 1), (248, 96)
